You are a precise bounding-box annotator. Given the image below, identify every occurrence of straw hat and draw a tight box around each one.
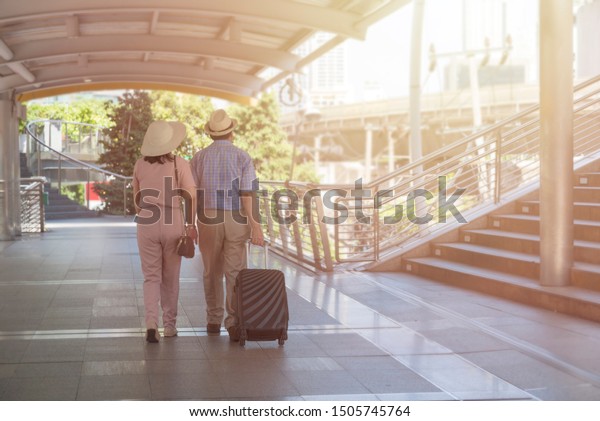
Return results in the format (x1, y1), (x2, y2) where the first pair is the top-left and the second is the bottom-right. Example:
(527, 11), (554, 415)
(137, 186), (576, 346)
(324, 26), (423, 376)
(140, 121), (186, 157)
(204, 109), (237, 137)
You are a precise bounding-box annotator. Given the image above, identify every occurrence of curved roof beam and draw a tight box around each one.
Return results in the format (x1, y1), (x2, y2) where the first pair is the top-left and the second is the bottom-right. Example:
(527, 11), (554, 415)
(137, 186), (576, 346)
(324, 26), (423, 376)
(0, 0), (368, 40)
(17, 82), (255, 104)
(1, 35), (300, 72)
(0, 62), (259, 95)
(12, 74), (253, 99)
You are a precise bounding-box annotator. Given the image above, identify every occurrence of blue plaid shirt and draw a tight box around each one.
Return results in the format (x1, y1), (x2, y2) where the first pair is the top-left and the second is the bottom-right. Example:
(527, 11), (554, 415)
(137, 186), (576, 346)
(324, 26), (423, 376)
(190, 140), (258, 210)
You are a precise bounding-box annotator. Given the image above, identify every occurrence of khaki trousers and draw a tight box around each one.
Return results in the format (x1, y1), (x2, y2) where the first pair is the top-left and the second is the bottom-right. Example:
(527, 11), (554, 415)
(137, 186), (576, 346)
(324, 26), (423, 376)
(198, 210), (250, 329)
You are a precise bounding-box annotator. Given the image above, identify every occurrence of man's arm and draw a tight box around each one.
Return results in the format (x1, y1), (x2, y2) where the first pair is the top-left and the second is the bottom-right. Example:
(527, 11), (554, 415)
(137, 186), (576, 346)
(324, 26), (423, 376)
(241, 192), (264, 246)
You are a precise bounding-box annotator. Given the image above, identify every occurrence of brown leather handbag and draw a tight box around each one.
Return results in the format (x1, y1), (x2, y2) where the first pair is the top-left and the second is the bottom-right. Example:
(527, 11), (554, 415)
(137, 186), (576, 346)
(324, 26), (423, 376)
(174, 158), (195, 259)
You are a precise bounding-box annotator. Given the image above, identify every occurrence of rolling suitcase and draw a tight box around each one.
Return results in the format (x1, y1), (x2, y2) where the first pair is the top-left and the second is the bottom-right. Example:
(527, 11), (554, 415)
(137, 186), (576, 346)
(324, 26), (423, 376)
(235, 241), (289, 346)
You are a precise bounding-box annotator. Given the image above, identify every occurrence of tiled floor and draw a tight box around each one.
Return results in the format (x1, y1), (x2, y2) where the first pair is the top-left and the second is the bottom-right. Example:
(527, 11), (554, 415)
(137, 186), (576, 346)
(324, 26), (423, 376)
(1, 217), (600, 400)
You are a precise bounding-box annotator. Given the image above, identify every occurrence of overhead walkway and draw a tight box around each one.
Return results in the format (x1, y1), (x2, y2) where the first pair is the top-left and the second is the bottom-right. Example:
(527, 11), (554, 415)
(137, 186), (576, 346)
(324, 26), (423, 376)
(1, 217), (600, 400)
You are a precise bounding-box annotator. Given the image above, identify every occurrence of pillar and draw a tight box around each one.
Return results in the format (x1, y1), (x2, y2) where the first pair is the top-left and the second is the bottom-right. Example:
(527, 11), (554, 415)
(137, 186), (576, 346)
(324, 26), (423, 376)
(0, 99), (14, 240)
(539, 0), (574, 286)
(387, 128), (395, 175)
(409, 0), (425, 170)
(365, 125), (373, 182)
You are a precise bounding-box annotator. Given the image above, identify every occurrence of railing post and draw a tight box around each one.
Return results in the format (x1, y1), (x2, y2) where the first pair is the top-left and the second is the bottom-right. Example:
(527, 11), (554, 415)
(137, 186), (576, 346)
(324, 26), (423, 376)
(315, 195), (333, 272)
(494, 129), (502, 204)
(291, 216), (304, 261)
(264, 193), (276, 243)
(123, 181), (127, 216)
(57, 154), (62, 192)
(37, 136), (41, 177)
(373, 188), (380, 261)
(39, 182), (45, 233)
(307, 213), (322, 271)
(87, 168), (91, 210)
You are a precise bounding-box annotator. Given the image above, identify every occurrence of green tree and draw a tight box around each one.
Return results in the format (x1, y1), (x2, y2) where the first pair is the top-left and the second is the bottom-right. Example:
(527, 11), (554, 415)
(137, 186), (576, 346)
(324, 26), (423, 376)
(98, 90), (153, 176)
(94, 90), (153, 214)
(228, 93), (318, 183)
(150, 91), (214, 158)
(24, 99), (113, 138)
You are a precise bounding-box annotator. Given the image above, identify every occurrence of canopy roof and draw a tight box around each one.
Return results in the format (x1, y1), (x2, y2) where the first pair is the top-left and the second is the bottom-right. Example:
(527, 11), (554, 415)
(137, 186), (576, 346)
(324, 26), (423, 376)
(0, 0), (408, 103)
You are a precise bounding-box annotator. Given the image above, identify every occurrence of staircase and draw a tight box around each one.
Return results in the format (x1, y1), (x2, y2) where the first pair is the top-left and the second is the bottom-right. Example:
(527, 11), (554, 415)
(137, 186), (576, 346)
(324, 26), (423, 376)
(45, 186), (99, 220)
(402, 162), (600, 323)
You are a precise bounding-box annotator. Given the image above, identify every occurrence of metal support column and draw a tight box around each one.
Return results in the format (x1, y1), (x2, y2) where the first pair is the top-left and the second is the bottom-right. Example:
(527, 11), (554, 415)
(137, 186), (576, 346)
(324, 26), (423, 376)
(365, 126), (373, 182)
(539, 0), (574, 286)
(387, 128), (395, 175)
(409, 0), (425, 171)
(0, 99), (14, 240)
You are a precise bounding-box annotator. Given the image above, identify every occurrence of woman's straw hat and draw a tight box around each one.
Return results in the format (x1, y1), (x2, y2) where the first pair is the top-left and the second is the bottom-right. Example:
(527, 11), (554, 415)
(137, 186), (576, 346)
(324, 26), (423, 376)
(140, 121), (186, 157)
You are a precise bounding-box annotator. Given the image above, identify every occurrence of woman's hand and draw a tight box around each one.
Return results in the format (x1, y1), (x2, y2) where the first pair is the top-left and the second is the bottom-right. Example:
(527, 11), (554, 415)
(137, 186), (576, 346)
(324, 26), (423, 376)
(186, 225), (198, 243)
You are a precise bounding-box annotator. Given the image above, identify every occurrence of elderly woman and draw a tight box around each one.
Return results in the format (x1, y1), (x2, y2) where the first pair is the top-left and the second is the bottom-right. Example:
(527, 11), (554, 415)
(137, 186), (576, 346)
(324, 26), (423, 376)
(133, 121), (197, 343)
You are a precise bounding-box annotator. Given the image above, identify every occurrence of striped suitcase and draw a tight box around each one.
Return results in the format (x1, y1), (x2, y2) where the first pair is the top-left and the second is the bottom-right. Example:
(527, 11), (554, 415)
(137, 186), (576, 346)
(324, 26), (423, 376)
(235, 242), (289, 346)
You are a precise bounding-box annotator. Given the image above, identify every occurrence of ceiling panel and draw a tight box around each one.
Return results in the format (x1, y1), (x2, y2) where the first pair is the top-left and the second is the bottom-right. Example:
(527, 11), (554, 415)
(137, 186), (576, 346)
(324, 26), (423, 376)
(0, 0), (409, 103)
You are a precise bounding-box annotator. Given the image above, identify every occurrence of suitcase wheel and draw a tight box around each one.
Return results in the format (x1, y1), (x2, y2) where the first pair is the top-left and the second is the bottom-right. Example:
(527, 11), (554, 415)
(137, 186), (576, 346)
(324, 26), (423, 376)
(239, 338), (246, 346)
(278, 337), (285, 346)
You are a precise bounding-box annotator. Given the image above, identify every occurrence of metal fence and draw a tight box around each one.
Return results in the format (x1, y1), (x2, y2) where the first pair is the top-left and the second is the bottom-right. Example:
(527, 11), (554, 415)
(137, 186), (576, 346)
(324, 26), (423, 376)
(20, 177), (46, 233)
(260, 74), (600, 271)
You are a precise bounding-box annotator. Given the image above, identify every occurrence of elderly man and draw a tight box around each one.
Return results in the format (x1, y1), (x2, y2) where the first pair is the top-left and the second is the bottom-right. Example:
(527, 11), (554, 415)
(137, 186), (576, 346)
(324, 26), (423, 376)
(191, 109), (264, 341)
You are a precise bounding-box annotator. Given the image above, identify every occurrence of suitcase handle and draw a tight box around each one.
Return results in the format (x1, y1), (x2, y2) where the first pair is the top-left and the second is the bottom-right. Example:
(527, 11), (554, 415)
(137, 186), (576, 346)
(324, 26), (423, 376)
(246, 239), (270, 269)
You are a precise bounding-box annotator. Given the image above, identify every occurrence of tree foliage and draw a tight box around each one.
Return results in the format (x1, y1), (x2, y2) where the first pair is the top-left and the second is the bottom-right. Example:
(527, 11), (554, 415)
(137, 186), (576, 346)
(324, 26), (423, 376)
(228, 93), (318, 183)
(98, 90), (153, 177)
(26, 99), (113, 127)
(95, 90), (153, 214)
(150, 91), (214, 159)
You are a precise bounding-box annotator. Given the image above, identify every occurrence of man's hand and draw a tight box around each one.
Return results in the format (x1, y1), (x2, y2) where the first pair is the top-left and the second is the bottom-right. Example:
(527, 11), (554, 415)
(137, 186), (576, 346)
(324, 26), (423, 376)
(250, 224), (264, 247)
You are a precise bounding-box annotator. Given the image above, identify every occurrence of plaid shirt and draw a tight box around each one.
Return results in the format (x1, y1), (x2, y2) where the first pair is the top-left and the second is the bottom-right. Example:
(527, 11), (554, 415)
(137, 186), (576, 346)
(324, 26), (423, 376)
(190, 140), (258, 210)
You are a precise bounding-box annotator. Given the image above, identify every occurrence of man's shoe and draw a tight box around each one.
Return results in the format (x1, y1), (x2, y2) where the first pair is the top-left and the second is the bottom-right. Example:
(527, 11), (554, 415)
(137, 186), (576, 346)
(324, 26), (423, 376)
(227, 326), (239, 342)
(164, 326), (178, 337)
(207, 324), (221, 334)
(146, 328), (160, 343)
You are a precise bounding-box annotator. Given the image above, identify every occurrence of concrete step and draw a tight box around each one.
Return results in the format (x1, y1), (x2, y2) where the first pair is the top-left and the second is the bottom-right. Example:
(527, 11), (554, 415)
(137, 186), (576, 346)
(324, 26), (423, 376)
(517, 200), (600, 221)
(460, 229), (600, 264)
(577, 172), (600, 186)
(432, 242), (540, 279)
(43, 187), (99, 220)
(574, 186), (600, 202)
(402, 257), (600, 323)
(572, 262), (600, 292)
(45, 211), (99, 220)
(46, 204), (90, 212)
(488, 214), (600, 241)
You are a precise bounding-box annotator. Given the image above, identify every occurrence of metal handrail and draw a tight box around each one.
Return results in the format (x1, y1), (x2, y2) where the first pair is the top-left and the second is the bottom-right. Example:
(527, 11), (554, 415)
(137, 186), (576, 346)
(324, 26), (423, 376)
(260, 73), (600, 271)
(25, 120), (132, 216)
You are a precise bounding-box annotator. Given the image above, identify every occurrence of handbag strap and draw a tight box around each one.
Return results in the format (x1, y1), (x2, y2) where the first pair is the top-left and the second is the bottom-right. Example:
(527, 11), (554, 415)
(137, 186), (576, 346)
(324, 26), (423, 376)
(173, 157), (186, 236)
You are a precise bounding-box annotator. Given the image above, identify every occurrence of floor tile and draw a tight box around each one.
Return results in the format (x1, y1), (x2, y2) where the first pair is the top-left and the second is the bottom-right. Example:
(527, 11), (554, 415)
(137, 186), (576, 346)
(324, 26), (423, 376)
(149, 373), (225, 400)
(284, 371), (370, 396)
(21, 339), (87, 363)
(13, 362), (82, 378)
(76, 374), (151, 400)
(218, 370), (300, 399)
(4, 376), (80, 400)
(348, 368), (441, 394)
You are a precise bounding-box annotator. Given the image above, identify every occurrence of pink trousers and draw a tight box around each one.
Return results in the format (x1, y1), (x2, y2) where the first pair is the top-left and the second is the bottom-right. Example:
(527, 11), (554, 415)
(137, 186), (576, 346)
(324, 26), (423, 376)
(137, 207), (183, 330)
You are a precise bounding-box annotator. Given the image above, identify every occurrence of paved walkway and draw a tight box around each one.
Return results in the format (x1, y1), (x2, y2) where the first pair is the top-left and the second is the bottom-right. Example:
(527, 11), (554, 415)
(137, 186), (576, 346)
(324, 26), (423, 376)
(0, 217), (599, 401)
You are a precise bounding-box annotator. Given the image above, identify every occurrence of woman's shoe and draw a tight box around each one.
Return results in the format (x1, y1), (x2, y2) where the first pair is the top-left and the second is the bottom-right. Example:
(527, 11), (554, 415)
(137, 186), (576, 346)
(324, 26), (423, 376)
(164, 326), (178, 337)
(146, 328), (160, 343)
